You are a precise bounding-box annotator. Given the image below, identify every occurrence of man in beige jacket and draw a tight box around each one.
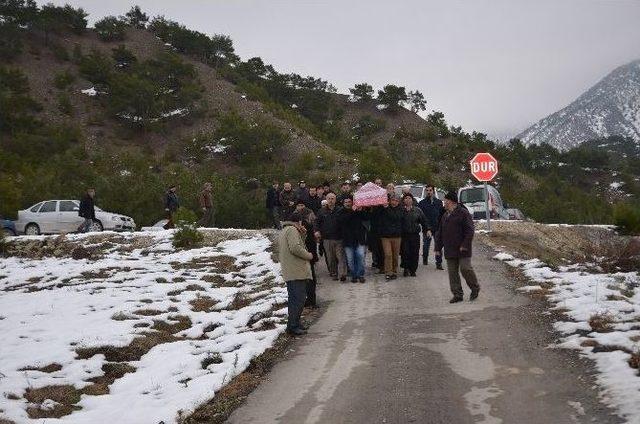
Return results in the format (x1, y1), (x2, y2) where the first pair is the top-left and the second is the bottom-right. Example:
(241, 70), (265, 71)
(279, 211), (314, 336)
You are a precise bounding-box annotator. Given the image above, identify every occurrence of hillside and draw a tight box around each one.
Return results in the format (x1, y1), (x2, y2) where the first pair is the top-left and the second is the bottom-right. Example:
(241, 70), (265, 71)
(1, 3), (639, 229)
(516, 59), (640, 150)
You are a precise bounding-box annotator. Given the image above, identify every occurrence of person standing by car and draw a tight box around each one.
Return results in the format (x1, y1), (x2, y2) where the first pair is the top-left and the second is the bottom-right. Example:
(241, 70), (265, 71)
(279, 182), (297, 221)
(266, 181), (281, 230)
(418, 185), (444, 269)
(314, 192), (347, 282)
(279, 211), (314, 336)
(78, 188), (96, 233)
(198, 182), (215, 228)
(401, 194), (429, 277)
(378, 194), (404, 280)
(435, 191), (480, 303)
(163, 185), (179, 230)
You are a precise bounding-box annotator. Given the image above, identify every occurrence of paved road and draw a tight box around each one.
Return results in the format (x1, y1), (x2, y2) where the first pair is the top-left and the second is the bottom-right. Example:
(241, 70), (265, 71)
(228, 242), (621, 424)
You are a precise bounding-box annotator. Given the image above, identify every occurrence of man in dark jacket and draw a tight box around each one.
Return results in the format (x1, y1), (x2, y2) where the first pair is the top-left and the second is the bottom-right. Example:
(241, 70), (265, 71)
(296, 181), (310, 205)
(279, 182), (297, 221)
(314, 192), (347, 281)
(435, 191), (480, 303)
(377, 194), (404, 280)
(338, 196), (368, 283)
(306, 186), (322, 213)
(418, 185), (444, 269)
(78, 188), (96, 233)
(266, 181), (281, 229)
(336, 181), (352, 206)
(163, 185), (179, 229)
(401, 194), (429, 277)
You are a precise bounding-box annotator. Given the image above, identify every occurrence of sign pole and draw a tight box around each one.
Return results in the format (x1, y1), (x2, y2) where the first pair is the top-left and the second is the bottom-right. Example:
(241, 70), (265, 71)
(484, 182), (491, 232)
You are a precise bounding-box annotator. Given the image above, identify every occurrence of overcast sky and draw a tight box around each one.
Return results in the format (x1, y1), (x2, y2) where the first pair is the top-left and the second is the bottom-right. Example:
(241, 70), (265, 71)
(45, 0), (640, 138)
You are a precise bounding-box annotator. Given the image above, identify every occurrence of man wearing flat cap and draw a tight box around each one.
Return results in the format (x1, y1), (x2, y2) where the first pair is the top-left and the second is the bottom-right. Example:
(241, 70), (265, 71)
(435, 191), (480, 303)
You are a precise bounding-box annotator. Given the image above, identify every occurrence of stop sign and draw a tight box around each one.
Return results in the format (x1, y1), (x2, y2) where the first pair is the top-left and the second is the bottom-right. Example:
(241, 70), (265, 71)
(470, 153), (498, 182)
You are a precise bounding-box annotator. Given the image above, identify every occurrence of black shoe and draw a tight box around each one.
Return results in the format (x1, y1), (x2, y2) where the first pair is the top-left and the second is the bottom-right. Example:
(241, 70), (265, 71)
(449, 296), (463, 304)
(339, 276), (347, 282)
(410, 271), (417, 277)
(390, 274), (398, 280)
(359, 277), (366, 283)
(436, 264), (444, 270)
(286, 328), (306, 336)
(470, 288), (480, 301)
(403, 269), (409, 277)
(385, 275), (392, 281)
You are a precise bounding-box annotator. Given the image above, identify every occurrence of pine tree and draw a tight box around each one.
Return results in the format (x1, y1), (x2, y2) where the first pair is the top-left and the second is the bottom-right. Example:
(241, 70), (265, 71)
(125, 6), (149, 29)
(408, 90), (426, 113)
(349, 83), (374, 102)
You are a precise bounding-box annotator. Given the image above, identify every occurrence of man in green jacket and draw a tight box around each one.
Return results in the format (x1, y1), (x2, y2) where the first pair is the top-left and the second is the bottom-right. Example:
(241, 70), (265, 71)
(279, 211), (314, 336)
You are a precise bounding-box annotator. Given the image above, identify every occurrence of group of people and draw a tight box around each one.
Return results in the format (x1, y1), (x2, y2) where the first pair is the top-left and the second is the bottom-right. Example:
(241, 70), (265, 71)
(274, 179), (481, 336)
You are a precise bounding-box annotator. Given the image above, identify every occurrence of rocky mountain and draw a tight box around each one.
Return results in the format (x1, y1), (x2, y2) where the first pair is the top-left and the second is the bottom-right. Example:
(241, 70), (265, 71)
(516, 59), (640, 150)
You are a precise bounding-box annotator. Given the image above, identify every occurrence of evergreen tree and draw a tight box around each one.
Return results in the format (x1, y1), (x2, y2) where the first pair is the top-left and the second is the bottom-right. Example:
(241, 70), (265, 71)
(125, 5), (148, 29)
(377, 84), (407, 111)
(94, 16), (127, 42)
(349, 83), (374, 102)
(111, 44), (137, 68)
(408, 90), (426, 113)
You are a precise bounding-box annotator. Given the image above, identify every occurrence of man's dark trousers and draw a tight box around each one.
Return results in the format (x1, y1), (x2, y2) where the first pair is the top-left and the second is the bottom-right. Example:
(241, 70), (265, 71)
(401, 233), (421, 274)
(423, 234), (442, 266)
(305, 264), (317, 307)
(287, 279), (309, 331)
(446, 257), (479, 298)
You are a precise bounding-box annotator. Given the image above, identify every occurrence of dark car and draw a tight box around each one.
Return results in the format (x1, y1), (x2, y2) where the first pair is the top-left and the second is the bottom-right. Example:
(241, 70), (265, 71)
(1, 215), (17, 236)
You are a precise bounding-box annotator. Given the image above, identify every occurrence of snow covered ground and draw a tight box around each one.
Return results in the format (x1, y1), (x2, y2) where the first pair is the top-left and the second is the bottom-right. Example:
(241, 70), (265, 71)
(493, 251), (640, 422)
(0, 231), (286, 424)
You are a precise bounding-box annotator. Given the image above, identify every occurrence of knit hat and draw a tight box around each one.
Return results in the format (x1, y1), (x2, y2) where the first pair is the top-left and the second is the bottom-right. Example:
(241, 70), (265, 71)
(444, 191), (458, 203)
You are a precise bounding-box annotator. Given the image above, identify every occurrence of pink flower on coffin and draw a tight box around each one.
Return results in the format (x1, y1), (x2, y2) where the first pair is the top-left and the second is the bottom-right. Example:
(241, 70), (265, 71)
(354, 182), (388, 207)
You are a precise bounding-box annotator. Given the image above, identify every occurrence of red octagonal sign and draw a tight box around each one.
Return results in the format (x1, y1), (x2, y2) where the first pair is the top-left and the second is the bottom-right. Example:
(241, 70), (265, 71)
(470, 152), (498, 182)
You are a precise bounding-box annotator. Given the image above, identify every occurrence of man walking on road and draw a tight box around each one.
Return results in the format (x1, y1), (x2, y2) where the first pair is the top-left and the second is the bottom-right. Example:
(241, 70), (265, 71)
(314, 192), (347, 282)
(435, 191), (480, 303)
(266, 181), (281, 229)
(78, 188), (96, 233)
(278, 211), (314, 336)
(198, 182), (215, 228)
(418, 185), (444, 269)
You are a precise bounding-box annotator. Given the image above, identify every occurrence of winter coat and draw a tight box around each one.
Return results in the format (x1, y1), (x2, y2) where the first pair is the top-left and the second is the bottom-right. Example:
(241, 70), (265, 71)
(165, 191), (179, 213)
(278, 222), (313, 282)
(78, 194), (95, 220)
(434, 205), (475, 259)
(295, 187), (310, 204)
(338, 209), (368, 247)
(402, 206), (428, 234)
(417, 196), (444, 232)
(306, 195), (322, 213)
(266, 187), (280, 209)
(314, 205), (343, 240)
(377, 205), (404, 238)
(199, 189), (213, 209)
(279, 189), (297, 220)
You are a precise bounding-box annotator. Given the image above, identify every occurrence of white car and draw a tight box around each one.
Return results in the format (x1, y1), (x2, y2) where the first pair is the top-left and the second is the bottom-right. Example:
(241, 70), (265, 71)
(15, 200), (136, 235)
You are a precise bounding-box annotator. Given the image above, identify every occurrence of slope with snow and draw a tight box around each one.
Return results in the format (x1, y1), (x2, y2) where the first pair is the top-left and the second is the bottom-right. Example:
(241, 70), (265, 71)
(0, 231), (286, 424)
(517, 59), (640, 150)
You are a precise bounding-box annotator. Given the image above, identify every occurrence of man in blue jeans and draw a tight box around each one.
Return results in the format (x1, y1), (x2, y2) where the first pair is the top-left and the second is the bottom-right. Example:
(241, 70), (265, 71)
(417, 185), (444, 270)
(278, 211), (314, 336)
(338, 197), (368, 283)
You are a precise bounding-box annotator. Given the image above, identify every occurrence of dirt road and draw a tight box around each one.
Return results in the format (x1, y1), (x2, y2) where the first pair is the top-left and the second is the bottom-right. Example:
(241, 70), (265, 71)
(227, 242), (621, 424)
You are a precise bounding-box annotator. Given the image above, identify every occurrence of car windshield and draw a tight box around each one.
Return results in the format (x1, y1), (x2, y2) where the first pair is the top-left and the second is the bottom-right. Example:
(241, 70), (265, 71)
(459, 188), (485, 203)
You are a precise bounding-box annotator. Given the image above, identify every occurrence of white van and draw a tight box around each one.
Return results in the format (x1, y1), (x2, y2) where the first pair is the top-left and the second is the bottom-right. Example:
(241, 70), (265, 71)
(395, 184), (446, 203)
(457, 185), (510, 220)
